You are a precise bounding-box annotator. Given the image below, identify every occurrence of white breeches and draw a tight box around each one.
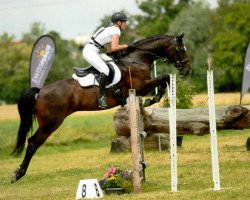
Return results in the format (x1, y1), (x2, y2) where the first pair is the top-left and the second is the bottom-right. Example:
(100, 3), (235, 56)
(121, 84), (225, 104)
(82, 44), (110, 76)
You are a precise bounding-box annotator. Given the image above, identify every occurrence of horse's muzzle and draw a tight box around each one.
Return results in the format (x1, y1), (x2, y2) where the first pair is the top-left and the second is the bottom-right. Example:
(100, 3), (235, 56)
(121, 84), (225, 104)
(180, 64), (192, 76)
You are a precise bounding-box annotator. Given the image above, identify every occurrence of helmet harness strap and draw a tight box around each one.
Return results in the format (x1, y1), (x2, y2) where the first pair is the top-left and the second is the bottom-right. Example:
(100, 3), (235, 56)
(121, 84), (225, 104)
(115, 21), (123, 32)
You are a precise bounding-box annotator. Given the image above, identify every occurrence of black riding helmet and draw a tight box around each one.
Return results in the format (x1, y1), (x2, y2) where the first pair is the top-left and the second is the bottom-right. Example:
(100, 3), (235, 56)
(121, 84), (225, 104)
(111, 12), (128, 23)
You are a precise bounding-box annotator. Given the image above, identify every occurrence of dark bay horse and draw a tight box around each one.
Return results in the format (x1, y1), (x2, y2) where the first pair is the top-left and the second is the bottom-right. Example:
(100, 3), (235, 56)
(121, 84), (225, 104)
(10, 34), (191, 183)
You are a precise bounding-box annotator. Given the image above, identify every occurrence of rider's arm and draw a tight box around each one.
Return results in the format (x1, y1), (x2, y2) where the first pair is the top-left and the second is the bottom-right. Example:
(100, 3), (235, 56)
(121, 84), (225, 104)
(107, 34), (128, 52)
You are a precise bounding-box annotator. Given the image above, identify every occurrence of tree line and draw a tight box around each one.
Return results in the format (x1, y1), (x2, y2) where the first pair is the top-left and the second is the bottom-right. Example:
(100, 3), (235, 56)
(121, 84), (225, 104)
(0, 0), (249, 103)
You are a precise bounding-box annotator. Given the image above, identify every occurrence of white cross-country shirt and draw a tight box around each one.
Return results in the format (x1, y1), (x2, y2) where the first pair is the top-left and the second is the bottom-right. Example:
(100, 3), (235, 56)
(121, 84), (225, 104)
(91, 26), (121, 46)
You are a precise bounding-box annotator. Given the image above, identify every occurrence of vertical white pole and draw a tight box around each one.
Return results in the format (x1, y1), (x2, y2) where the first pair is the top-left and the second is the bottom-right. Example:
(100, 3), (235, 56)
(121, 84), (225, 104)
(153, 61), (158, 95)
(207, 55), (221, 190)
(169, 74), (177, 192)
(155, 61), (161, 152)
(207, 70), (221, 190)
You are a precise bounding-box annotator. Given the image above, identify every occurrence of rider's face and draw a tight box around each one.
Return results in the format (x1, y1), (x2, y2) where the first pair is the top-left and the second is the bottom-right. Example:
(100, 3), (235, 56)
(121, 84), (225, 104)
(119, 21), (127, 32)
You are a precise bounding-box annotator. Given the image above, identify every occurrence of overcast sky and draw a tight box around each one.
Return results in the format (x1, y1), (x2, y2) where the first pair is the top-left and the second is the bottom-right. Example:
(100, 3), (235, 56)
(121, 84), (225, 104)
(0, 0), (218, 40)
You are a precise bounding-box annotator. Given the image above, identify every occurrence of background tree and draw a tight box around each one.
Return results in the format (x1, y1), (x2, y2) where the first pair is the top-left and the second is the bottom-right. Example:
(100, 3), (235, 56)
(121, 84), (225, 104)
(168, 2), (212, 91)
(134, 0), (191, 36)
(211, 2), (250, 91)
(0, 35), (31, 103)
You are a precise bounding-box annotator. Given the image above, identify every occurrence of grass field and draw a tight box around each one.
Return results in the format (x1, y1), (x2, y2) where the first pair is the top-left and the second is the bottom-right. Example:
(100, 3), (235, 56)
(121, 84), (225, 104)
(0, 93), (249, 200)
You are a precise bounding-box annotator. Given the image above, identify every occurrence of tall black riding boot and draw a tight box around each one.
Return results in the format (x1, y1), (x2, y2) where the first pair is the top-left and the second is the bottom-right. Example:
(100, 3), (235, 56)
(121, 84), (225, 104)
(98, 73), (108, 109)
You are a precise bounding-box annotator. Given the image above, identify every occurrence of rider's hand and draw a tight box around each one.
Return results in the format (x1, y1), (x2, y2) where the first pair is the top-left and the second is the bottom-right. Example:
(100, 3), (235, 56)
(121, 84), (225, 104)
(127, 44), (136, 50)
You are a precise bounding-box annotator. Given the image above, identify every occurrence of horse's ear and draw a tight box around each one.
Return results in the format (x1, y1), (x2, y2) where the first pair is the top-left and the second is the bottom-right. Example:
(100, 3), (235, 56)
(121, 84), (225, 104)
(180, 33), (185, 38)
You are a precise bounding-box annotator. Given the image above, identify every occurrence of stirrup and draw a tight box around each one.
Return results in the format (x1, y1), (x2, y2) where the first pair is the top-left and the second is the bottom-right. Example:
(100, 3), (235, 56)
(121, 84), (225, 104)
(98, 96), (108, 109)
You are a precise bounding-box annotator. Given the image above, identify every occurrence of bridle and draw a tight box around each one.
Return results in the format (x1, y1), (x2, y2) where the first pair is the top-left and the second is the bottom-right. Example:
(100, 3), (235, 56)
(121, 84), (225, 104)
(171, 37), (190, 70)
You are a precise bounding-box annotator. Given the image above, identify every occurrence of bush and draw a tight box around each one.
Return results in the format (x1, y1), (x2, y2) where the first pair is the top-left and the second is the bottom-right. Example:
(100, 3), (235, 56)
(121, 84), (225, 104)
(161, 79), (195, 109)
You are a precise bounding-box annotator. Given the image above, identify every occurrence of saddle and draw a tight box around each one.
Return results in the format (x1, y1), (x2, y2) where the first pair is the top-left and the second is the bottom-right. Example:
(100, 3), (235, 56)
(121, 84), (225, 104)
(73, 62), (115, 85)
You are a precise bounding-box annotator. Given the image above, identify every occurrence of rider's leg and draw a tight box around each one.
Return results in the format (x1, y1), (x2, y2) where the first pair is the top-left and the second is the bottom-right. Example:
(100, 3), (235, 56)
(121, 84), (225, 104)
(99, 53), (122, 87)
(99, 54), (124, 107)
(98, 72), (108, 108)
(83, 46), (109, 108)
(106, 61), (122, 87)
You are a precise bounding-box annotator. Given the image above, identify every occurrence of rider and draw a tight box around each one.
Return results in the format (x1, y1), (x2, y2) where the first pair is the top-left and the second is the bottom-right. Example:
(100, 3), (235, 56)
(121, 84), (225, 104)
(82, 12), (129, 109)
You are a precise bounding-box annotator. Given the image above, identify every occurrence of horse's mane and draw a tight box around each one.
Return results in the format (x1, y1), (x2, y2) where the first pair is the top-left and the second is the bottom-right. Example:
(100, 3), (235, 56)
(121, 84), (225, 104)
(132, 35), (173, 47)
(120, 35), (175, 57)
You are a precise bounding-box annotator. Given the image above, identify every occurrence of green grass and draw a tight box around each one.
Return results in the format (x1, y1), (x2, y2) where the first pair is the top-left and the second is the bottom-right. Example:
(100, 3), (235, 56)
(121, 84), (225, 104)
(0, 112), (116, 158)
(0, 112), (250, 200)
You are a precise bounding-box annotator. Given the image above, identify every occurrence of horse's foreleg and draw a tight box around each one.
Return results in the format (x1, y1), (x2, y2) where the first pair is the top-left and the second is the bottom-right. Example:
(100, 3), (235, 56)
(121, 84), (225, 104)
(143, 74), (170, 107)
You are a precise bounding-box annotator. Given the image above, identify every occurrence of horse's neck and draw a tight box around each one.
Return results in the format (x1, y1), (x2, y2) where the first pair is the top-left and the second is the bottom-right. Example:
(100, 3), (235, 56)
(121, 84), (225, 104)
(125, 42), (163, 62)
(138, 37), (171, 54)
(122, 50), (154, 66)
(119, 37), (172, 67)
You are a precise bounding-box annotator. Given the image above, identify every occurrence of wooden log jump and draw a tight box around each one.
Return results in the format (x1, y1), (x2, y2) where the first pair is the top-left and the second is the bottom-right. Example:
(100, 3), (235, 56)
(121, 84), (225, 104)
(114, 105), (250, 137)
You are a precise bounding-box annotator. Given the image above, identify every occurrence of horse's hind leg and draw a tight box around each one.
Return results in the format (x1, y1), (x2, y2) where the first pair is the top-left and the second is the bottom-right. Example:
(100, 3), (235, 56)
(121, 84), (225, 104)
(11, 121), (62, 183)
(11, 136), (37, 183)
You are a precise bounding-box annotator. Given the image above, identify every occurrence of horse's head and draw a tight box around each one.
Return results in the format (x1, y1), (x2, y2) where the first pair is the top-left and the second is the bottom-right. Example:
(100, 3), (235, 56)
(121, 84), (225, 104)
(162, 33), (191, 76)
(127, 34), (191, 76)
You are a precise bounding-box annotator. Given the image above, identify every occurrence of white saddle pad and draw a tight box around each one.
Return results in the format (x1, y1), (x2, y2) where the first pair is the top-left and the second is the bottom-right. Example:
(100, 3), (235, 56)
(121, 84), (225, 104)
(72, 63), (121, 88)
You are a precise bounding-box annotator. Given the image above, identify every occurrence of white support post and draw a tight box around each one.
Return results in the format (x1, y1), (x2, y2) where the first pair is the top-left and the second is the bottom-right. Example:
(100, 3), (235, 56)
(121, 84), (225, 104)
(153, 61), (158, 95)
(207, 70), (221, 191)
(169, 74), (178, 192)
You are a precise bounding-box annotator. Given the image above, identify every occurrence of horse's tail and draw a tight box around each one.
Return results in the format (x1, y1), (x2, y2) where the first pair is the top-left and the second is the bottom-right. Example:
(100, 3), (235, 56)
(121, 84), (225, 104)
(11, 87), (40, 157)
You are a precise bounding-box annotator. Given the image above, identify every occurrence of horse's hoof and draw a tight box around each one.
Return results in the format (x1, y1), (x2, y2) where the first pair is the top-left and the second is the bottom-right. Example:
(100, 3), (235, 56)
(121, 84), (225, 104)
(11, 175), (17, 183)
(11, 168), (24, 184)
(143, 98), (151, 107)
(144, 98), (156, 107)
(11, 170), (18, 183)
